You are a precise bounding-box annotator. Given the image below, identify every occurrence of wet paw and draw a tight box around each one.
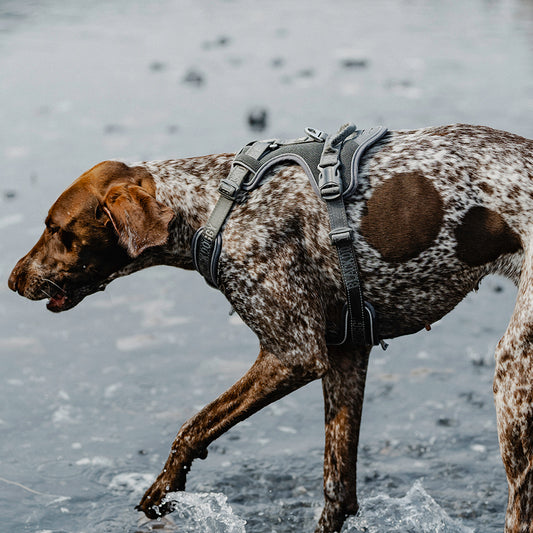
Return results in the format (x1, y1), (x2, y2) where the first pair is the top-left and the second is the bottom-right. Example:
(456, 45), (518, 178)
(136, 464), (190, 519)
(135, 499), (174, 520)
(137, 480), (175, 519)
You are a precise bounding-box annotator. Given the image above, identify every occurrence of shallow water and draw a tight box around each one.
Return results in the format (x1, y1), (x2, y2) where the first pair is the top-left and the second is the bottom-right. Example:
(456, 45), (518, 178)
(0, 1), (532, 532)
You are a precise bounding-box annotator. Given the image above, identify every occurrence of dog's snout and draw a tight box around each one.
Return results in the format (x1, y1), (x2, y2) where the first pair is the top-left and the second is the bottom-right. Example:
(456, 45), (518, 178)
(8, 270), (18, 292)
(8, 261), (23, 293)
(8, 257), (27, 294)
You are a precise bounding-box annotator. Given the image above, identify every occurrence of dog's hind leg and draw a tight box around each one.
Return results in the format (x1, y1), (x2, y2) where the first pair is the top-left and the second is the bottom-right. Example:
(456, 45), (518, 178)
(494, 248), (533, 533)
(316, 345), (371, 533)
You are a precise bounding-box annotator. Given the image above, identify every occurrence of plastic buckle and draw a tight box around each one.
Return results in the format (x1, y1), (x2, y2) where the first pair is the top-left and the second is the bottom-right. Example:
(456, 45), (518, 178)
(218, 179), (239, 200)
(305, 127), (328, 142)
(319, 165), (342, 201)
(329, 227), (353, 246)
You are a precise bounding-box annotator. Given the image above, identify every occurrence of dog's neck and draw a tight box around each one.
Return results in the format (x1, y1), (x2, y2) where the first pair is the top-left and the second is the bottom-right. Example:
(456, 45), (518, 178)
(141, 154), (234, 229)
(138, 153), (234, 267)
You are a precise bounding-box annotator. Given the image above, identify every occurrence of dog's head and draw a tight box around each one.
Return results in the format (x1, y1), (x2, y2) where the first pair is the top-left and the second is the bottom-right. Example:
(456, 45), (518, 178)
(8, 160), (174, 312)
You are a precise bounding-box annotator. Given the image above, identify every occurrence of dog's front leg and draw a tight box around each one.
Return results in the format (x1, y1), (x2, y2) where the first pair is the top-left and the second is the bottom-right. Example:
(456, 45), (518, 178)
(316, 345), (371, 533)
(137, 347), (325, 519)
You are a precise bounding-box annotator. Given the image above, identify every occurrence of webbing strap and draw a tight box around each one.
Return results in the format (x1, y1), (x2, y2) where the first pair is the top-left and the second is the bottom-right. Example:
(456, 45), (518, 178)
(327, 197), (368, 343)
(194, 140), (272, 287)
(318, 124), (369, 346)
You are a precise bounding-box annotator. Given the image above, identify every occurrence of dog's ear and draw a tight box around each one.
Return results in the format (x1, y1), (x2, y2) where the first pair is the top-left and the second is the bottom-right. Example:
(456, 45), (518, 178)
(102, 183), (174, 258)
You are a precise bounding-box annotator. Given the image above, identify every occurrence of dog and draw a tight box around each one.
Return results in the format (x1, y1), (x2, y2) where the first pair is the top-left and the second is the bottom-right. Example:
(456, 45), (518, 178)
(8, 124), (533, 533)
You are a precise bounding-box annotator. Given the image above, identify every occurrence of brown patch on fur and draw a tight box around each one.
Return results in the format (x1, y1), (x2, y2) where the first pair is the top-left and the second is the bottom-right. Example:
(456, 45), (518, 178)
(360, 172), (444, 262)
(455, 206), (521, 266)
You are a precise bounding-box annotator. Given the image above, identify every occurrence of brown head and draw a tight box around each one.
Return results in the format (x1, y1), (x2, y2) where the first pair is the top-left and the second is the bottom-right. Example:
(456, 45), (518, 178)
(8, 160), (174, 312)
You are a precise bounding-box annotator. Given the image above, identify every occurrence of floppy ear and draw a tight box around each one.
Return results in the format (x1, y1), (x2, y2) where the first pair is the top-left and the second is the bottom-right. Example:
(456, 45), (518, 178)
(102, 183), (174, 258)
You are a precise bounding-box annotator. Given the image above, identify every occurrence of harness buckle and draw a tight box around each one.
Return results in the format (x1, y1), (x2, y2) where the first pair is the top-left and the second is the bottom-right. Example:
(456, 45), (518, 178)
(218, 179), (239, 200)
(329, 227), (353, 246)
(318, 165), (342, 201)
(305, 127), (328, 142)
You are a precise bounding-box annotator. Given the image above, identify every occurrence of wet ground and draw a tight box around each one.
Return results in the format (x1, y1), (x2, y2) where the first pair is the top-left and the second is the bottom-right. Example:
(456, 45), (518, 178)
(0, 0), (532, 531)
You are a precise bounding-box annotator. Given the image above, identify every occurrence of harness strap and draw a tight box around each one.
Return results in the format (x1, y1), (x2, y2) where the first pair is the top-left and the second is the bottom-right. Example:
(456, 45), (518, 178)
(318, 124), (369, 345)
(193, 140), (272, 287)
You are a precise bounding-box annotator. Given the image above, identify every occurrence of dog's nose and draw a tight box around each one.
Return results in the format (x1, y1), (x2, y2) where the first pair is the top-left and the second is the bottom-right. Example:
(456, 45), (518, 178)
(8, 268), (19, 292)
(8, 260), (23, 293)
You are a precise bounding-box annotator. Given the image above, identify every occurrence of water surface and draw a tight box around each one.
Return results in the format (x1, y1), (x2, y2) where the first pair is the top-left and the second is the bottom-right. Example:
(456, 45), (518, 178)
(0, 1), (532, 531)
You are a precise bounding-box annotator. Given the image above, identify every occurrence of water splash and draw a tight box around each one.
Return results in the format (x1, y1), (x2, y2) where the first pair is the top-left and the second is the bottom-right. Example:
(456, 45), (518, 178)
(345, 480), (474, 533)
(162, 492), (246, 533)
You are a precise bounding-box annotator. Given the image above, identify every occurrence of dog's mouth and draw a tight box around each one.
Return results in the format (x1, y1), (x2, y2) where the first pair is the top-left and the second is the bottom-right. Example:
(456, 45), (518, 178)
(46, 291), (81, 313)
(45, 280), (109, 313)
(16, 261), (141, 313)
(47, 292), (69, 312)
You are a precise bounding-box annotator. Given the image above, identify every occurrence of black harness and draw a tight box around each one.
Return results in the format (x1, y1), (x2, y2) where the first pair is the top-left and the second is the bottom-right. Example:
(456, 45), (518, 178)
(191, 123), (388, 348)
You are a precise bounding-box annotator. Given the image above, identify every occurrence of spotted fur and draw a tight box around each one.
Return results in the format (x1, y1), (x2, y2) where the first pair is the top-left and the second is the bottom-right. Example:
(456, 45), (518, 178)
(8, 124), (533, 533)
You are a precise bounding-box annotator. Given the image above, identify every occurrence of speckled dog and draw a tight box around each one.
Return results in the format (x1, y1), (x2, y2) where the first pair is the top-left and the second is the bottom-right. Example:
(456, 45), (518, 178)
(8, 124), (533, 533)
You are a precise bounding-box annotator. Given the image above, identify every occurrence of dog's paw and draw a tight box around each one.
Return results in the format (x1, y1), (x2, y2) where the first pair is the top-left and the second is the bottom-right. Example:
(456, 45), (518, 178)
(136, 480), (174, 519)
(135, 499), (173, 520)
(136, 466), (189, 519)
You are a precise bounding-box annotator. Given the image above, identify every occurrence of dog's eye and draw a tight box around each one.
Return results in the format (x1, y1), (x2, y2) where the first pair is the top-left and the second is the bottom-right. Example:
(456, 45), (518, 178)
(61, 231), (74, 249)
(48, 225), (60, 235)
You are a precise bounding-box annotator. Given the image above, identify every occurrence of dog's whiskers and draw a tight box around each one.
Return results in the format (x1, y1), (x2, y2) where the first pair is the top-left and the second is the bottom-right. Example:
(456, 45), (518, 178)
(44, 278), (65, 295)
(40, 287), (52, 299)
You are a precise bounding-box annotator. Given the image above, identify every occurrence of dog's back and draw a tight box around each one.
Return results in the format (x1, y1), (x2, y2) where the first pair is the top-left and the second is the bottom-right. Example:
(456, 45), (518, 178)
(344, 124), (530, 338)
(215, 124), (529, 340)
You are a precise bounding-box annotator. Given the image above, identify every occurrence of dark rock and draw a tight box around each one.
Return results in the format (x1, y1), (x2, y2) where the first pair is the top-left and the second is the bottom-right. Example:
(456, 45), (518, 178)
(437, 417), (457, 427)
(149, 61), (166, 72)
(4, 190), (17, 200)
(202, 35), (231, 49)
(247, 107), (268, 132)
(297, 68), (314, 78)
(104, 124), (125, 134)
(216, 35), (230, 47)
(341, 57), (369, 69)
(183, 69), (205, 87)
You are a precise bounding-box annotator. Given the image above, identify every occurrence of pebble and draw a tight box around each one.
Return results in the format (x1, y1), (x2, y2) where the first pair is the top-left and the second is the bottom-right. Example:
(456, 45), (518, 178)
(247, 107), (268, 132)
(341, 57), (369, 69)
(183, 69), (205, 87)
(149, 61), (167, 72)
(4, 190), (17, 200)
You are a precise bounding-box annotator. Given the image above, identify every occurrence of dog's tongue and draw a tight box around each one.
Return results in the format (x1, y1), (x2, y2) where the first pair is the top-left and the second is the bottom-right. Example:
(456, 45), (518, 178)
(47, 293), (67, 311)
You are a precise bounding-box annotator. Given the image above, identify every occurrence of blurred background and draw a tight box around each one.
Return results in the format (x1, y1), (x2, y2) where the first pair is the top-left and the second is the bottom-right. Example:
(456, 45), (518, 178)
(0, 1), (532, 532)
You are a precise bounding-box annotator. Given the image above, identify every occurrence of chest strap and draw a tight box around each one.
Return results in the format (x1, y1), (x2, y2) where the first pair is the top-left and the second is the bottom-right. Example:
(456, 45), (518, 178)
(191, 139), (273, 287)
